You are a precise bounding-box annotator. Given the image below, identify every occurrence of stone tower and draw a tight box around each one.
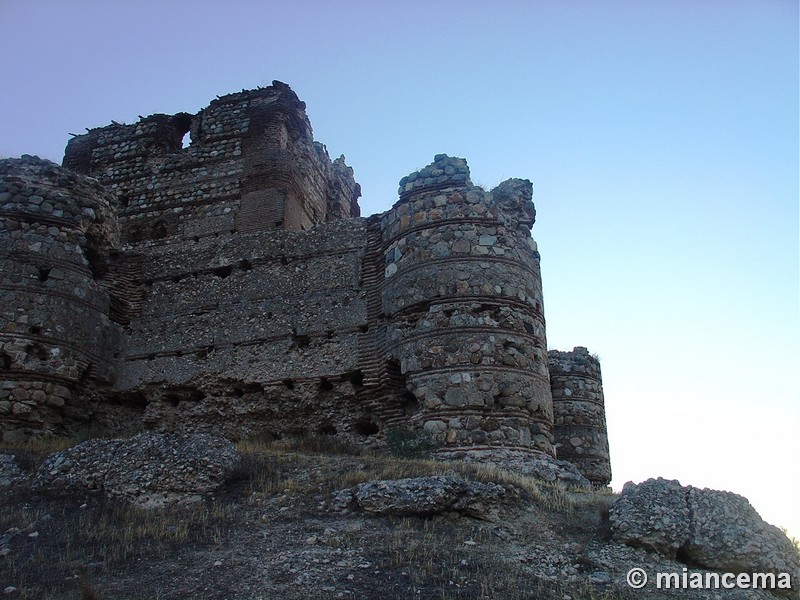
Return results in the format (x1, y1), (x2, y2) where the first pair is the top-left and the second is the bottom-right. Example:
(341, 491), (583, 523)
(0, 157), (122, 441)
(548, 347), (612, 485)
(382, 155), (555, 461)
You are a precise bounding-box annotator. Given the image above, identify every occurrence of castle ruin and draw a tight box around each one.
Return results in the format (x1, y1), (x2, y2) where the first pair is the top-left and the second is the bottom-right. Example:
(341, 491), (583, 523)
(0, 82), (611, 485)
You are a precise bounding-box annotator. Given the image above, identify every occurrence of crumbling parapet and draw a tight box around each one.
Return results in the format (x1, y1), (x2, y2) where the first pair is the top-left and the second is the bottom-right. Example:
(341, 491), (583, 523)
(548, 346), (612, 485)
(383, 155), (554, 459)
(63, 81), (360, 246)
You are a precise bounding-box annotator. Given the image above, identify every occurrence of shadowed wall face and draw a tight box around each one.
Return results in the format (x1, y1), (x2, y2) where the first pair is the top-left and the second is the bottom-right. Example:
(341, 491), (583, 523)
(548, 346), (612, 485)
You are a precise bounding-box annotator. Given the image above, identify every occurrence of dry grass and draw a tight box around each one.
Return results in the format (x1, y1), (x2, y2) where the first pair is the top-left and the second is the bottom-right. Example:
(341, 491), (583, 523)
(1, 435), (624, 599)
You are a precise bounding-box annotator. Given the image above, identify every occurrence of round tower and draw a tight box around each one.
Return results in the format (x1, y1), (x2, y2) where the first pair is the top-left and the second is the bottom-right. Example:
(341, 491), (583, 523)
(0, 156), (119, 441)
(381, 155), (554, 460)
(548, 347), (612, 485)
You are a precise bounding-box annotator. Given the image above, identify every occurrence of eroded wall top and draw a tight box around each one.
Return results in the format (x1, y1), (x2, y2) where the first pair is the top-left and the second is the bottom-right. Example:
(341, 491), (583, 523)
(63, 82), (361, 247)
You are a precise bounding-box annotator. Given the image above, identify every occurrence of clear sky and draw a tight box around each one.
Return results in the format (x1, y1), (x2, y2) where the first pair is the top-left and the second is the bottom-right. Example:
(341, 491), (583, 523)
(1, 1), (797, 538)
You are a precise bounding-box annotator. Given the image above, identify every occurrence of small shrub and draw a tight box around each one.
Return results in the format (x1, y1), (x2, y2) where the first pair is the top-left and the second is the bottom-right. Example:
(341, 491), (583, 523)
(387, 427), (438, 459)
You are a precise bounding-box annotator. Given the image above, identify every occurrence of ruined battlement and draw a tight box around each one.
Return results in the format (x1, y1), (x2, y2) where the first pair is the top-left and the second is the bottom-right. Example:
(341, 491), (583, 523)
(63, 81), (360, 246)
(0, 84), (611, 485)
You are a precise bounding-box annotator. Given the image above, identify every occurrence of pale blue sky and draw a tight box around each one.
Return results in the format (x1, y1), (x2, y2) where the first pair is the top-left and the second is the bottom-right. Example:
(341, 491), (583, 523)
(1, 1), (797, 537)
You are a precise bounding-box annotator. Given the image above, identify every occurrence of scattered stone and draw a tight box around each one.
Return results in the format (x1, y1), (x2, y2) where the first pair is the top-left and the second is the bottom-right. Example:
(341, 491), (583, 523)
(0, 454), (25, 487)
(33, 432), (240, 508)
(341, 475), (506, 519)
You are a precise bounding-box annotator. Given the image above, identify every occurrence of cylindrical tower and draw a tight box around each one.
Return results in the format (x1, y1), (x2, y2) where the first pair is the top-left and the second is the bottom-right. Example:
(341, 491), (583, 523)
(548, 347), (612, 485)
(0, 156), (120, 441)
(382, 155), (554, 459)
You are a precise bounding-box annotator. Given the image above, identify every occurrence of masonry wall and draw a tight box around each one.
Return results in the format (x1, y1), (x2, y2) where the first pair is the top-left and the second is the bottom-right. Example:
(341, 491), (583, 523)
(63, 82), (360, 247)
(548, 347), (612, 485)
(112, 219), (379, 440)
(1, 85), (611, 477)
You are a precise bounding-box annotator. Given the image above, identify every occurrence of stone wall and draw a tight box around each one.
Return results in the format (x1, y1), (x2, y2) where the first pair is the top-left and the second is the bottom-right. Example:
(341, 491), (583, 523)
(0, 156), (122, 441)
(63, 81), (360, 246)
(548, 347), (612, 485)
(0, 84), (611, 479)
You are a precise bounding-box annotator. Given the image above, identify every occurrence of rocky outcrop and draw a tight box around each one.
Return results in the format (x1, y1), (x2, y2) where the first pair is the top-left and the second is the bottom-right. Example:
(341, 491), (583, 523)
(33, 432), (240, 508)
(609, 478), (690, 555)
(334, 475), (506, 519)
(0, 454), (25, 487)
(610, 478), (799, 596)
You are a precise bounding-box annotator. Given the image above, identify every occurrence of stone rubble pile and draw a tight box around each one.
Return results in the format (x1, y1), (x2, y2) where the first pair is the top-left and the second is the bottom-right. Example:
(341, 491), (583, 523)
(33, 432), (240, 508)
(0, 454), (25, 487)
(333, 475), (506, 518)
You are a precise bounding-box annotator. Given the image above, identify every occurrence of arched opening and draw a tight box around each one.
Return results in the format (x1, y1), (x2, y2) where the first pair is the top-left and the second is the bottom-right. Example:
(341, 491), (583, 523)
(171, 112), (192, 149)
(353, 418), (379, 436)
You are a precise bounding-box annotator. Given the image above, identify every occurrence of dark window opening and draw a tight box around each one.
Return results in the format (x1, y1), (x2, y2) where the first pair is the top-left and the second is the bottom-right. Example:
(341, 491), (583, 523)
(119, 193), (130, 208)
(292, 334), (310, 349)
(274, 221), (283, 228)
(109, 391), (148, 412)
(402, 391), (420, 416)
(326, 330), (335, 340)
(233, 387), (244, 398)
(147, 354), (156, 361)
(37, 267), (51, 282)
(212, 265), (233, 278)
(164, 387), (204, 407)
(353, 418), (379, 436)
(280, 256), (289, 265)
(359, 325), (369, 333)
(318, 424), (337, 435)
(152, 221), (168, 239)
(0, 352), (11, 370)
(79, 362), (94, 382)
(29, 325), (42, 335)
(319, 379), (333, 392)
(282, 379), (295, 390)
(171, 275), (182, 283)
(127, 227), (144, 244)
(346, 370), (364, 386)
(83, 247), (108, 281)
(239, 259), (253, 271)
(171, 112), (192, 149)
(25, 343), (48, 361)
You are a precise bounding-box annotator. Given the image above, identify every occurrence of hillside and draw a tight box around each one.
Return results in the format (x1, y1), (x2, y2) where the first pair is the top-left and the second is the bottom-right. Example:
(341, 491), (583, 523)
(2, 437), (796, 600)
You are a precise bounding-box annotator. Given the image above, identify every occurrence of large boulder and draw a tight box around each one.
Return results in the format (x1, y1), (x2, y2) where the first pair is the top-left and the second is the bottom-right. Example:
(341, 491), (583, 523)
(686, 487), (799, 579)
(609, 478), (690, 556)
(610, 478), (799, 597)
(33, 432), (240, 508)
